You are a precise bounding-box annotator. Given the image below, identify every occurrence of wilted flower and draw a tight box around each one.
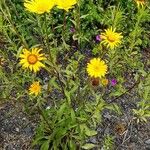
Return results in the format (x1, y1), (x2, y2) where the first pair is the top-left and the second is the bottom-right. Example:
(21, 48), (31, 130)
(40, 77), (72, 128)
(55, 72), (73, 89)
(101, 78), (109, 86)
(91, 77), (100, 86)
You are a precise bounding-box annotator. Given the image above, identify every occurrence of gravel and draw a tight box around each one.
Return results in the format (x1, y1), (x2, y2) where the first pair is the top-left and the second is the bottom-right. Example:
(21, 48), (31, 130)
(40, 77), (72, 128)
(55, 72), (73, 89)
(0, 103), (37, 150)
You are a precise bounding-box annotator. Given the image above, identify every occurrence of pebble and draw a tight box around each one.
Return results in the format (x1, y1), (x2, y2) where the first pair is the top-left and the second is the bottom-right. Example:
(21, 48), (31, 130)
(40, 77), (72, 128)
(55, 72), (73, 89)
(103, 112), (111, 119)
(145, 139), (150, 145)
(5, 144), (14, 150)
(89, 137), (97, 144)
(46, 106), (51, 110)
(15, 127), (20, 132)
(24, 127), (33, 136)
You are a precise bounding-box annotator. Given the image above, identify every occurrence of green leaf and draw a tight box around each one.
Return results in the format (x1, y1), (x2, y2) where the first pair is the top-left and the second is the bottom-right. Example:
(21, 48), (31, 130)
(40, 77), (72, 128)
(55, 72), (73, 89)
(57, 102), (66, 119)
(81, 143), (96, 149)
(32, 137), (44, 146)
(80, 14), (90, 19)
(143, 87), (149, 100)
(80, 124), (97, 136)
(69, 140), (76, 150)
(49, 77), (61, 90)
(40, 140), (49, 150)
(71, 108), (76, 123)
(55, 127), (67, 139)
(106, 103), (122, 115)
(64, 90), (71, 104)
(70, 83), (78, 94)
(0, 13), (3, 31)
(85, 129), (97, 137)
(93, 110), (101, 122)
(16, 46), (24, 58)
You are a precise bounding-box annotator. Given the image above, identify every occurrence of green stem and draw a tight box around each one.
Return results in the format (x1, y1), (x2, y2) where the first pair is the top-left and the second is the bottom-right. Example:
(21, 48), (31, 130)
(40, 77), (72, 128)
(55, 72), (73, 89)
(63, 11), (66, 32)
(77, 0), (81, 51)
(130, 8), (143, 51)
(44, 13), (53, 62)
(62, 11), (67, 47)
(37, 105), (52, 131)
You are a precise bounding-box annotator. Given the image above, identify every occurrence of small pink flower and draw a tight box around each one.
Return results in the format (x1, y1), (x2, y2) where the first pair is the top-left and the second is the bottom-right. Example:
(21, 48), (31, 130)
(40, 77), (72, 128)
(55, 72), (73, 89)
(111, 79), (117, 86)
(70, 27), (75, 33)
(96, 35), (101, 42)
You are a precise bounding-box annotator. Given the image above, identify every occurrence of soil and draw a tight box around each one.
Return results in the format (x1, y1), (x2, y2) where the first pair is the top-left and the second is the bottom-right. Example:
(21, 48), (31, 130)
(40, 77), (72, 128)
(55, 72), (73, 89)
(0, 102), (38, 150)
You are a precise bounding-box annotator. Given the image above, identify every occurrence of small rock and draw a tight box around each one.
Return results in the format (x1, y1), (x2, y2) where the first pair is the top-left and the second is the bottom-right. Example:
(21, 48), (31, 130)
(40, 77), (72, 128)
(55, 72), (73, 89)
(24, 127), (33, 136)
(145, 139), (150, 145)
(104, 127), (110, 134)
(22, 117), (26, 121)
(97, 127), (102, 132)
(103, 112), (111, 119)
(15, 127), (20, 132)
(89, 137), (97, 144)
(46, 106), (51, 110)
(6, 144), (14, 150)
(128, 142), (136, 149)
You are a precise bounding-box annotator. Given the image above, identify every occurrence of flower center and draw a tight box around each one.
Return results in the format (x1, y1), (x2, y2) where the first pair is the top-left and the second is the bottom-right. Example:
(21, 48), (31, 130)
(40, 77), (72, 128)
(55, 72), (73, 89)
(107, 35), (115, 42)
(94, 66), (100, 72)
(27, 54), (38, 64)
(33, 86), (38, 91)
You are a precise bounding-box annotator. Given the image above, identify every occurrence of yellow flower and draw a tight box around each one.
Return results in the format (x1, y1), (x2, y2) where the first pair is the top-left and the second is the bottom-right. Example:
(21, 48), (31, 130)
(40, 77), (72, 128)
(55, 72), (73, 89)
(29, 81), (41, 96)
(87, 58), (108, 78)
(134, 0), (146, 7)
(19, 48), (46, 73)
(101, 78), (108, 86)
(24, 0), (55, 14)
(101, 27), (123, 49)
(56, 0), (77, 11)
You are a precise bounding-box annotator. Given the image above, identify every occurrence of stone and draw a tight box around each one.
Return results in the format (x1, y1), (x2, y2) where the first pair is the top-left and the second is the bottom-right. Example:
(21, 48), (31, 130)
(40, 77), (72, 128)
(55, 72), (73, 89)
(145, 139), (150, 145)
(15, 127), (20, 132)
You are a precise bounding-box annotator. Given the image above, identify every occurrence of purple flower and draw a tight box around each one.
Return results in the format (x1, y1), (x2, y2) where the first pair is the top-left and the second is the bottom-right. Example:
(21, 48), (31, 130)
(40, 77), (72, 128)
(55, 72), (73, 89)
(70, 27), (75, 33)
(96, 35), (101, 42)
(111, 79), (117, 86)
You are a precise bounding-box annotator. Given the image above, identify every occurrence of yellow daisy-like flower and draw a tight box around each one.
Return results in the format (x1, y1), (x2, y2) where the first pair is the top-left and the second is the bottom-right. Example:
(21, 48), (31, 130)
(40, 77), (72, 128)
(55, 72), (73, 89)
(19, 48), (46, 73)
(24, 0), (55, 14)
(29, 81), (41, 96)
(134, 0), (146, 7)
(101, 27), (123, 49)
(56, 0), (77, 11)
(87, 58), (108, 78)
